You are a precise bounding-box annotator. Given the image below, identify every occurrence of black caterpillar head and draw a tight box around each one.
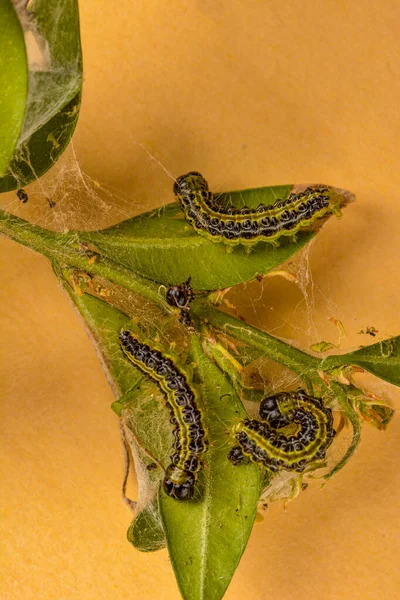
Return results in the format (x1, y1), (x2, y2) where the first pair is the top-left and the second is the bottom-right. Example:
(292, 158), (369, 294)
(166, 277), (193, 309)
(173, 172), (209, 197)
(163, 465), (196, 501)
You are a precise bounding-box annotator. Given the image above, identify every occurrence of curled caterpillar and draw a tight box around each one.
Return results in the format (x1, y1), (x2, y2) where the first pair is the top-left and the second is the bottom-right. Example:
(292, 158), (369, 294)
(173, 172), (352, 246)
(119, 330), (208, 500)
(228, 390), (335, 473)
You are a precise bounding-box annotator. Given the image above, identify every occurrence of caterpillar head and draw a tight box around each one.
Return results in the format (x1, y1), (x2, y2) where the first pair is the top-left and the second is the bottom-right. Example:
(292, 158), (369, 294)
(163, 465), (196, 501)
(166, 277), (193, 309)
(173, 171), (209, 197)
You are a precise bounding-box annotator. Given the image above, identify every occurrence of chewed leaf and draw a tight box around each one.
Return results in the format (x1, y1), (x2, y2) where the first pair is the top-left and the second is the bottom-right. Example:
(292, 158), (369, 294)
(356, 401), (395, 430)
(0, 0), (82, 191)
(159, 336), (261, 600)
(60, 279), (172, 544)
(322, 336), (400, 387)
(0, 0), (28, 176)
(80, 179), (352, 291)
(310, 341), (338, 353)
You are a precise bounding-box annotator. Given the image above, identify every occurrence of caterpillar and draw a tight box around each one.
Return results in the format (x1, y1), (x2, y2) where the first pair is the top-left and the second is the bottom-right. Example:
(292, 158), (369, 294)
(119, 330), (208, 500)
(173, 172), (350, 246)
(16, 188), (28, 203)
(228, 390), (335, 473)
(166, 277), (194, 310)
(166, 278), (195, 329)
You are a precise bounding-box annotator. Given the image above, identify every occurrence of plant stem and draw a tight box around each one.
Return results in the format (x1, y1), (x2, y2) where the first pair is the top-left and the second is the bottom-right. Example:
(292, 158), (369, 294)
(0, 208), (168, 310)
(195, 301), (321, 376)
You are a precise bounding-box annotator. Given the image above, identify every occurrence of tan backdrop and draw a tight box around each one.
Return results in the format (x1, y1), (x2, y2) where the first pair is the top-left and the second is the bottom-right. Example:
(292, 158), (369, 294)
(1, 1), (400, 599)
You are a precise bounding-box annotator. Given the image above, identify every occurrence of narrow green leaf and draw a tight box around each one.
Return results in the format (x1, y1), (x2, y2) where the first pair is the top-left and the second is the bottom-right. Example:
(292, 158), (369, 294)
(0, 0), (82, 190)
(0, 0), (28, 175)
(322, 336), (400, 387)
(159, 336), (261, 600)
(81, 184), (318, 291)
(356, 401), (395, 430)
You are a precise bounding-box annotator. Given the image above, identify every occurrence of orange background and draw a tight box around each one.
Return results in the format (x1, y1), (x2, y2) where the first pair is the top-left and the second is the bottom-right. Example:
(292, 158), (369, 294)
(1, 1), (400, 599)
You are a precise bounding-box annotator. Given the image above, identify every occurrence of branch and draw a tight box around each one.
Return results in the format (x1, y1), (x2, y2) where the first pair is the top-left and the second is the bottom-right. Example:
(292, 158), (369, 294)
(0, 209), (168, 311)
(194, 301), (321, 377)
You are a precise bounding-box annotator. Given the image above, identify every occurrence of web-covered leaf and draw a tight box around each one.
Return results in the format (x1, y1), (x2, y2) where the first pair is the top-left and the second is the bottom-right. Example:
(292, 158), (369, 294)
(0, 0), (82, 191)
(59, 284), (143, 396)
(59, 278), (172, 542)
(127, 501), (166, 552)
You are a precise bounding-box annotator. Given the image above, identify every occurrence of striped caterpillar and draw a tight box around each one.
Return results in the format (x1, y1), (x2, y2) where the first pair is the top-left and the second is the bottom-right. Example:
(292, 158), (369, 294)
(174, 172), (350, 246)
(119, 330), (208, 500)
(228, 390), (335, 473)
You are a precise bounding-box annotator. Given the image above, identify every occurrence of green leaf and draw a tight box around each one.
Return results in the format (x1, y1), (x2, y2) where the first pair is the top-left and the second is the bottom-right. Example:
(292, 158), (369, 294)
(57, 281), (172, 470)
(0, 0), (28, 176)
(310, 341), (338, 353)
(0, 0), (82, 191)
(159, 336), (261, 600)
(322, 336), (400, 387)
(0, 91), (81, 192)
(127, 502), (166, 552)
(59, 282), (142, 396)
(80, 185), (318, 291)
(215, 184), (292, 207)
(59, 279), (169, 549)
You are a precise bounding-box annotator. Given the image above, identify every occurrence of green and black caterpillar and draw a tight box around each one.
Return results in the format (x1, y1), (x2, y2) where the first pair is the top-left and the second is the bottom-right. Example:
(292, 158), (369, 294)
(174, 171), (350, 246)
(166, 277), (194, 329)
(228, 390), (335, 472)
(119, 330), (208, 500)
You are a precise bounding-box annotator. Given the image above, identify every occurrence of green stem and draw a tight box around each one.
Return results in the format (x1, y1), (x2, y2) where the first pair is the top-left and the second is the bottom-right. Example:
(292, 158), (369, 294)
(0, 209), (168, 310)
(194, 301), (321, 376)
(202, 334), (265, 402)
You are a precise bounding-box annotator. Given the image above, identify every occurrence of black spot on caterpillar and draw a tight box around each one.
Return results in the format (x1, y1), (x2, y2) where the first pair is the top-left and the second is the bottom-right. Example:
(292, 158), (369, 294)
(119, 330), (208, 500)
(227, 390), (335, 473)
(173, 172), (352, 246)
